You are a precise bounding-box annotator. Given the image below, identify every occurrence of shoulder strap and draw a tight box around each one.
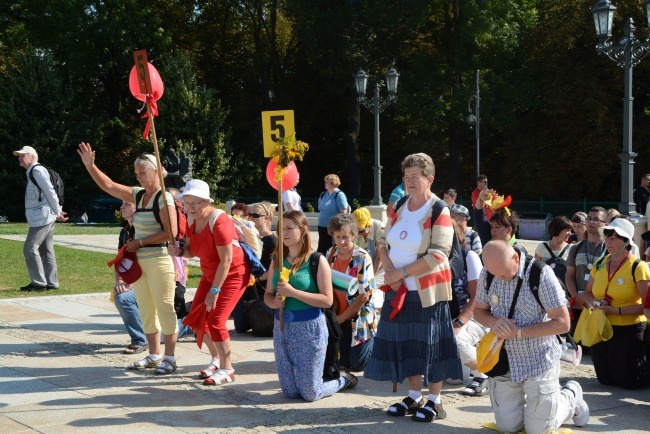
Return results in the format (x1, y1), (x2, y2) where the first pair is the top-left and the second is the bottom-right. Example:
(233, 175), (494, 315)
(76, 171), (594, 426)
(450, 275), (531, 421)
(430, 197), (447, 224)
(28, 164), (45, 200)
(558, 244), (570, 258)
(393, 195), (410, 213)
(187, 208), (222, 231)
(632, 257), (641, 283)
(309, 252), (323, 281)
(543, 242), (556, 258)
(594, 254), (607, 270)
(486, 271), (494, 291)
(151, 191), (164, 227)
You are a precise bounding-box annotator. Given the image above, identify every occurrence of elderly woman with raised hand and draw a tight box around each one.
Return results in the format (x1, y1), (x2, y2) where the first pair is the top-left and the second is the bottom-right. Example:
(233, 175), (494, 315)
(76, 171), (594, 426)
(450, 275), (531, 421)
(169, 179), (250, 386)
(364, 153), (461, 424)
(77, 143), (179, 374)
(265, 211), (357, 401)
(326, 213), (376, 372)
(576, 218), (650, 389)
(317, 174), (350, 254)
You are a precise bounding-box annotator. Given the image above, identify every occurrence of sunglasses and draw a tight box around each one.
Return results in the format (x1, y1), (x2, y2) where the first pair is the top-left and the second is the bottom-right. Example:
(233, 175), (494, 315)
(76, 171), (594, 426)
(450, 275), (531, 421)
(603, 229), (626, 240)
(250, 212), (266, 218)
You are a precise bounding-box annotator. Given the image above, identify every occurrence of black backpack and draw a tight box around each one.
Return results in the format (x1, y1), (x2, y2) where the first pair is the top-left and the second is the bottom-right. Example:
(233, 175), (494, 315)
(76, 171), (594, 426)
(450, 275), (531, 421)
(308, 252), (342, 380)
(394, 195), (465, 293)
(487, 254), (568, 345)
(449, 246), (470, 319)
(29, 164), (64, 206)
(542, 242), (570, 291)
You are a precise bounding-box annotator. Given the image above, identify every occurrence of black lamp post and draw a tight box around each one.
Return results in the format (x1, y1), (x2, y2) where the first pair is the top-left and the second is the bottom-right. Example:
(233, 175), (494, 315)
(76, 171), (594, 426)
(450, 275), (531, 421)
(466, 70), (481, 177)
(592, 0), (650, 214)
(355, 66), (400, 206)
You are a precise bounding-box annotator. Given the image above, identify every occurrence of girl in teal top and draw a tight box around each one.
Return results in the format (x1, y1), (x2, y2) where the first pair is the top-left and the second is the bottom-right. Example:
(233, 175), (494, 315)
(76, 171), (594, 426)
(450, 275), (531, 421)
(264, 210), (357, 400)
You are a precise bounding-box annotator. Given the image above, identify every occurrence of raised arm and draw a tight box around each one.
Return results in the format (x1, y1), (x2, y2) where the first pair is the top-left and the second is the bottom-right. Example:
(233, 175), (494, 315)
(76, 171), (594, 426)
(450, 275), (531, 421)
(77, 142), (133, 203)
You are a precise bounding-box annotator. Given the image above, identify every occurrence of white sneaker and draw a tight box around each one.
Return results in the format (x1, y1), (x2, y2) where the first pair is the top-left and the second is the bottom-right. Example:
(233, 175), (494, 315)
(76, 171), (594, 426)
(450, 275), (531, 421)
(564, 380), (590, 427)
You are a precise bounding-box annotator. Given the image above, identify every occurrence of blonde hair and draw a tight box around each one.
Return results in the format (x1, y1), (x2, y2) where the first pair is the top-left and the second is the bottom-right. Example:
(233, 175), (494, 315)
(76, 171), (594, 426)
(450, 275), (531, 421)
(401, 153), (435, 177)
(135, 153), (168, 177)
(324, 174), (341, 187)
(252, 201), (275, 222)
(273, 211), (311, 274)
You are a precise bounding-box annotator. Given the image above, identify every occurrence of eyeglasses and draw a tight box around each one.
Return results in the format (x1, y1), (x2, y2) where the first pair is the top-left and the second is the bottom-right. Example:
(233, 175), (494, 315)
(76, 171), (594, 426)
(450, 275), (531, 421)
(138, 153), (157, 168)
(358, 228), (366, 234)
(250, 212), (266, 218)
(586, 216), (605, 224)
(184, 200), (206, 208)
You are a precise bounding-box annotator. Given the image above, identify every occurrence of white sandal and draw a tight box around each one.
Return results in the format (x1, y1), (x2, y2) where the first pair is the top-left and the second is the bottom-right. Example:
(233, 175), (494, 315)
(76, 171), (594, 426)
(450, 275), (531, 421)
(199, 360), (220, 379)
(203, 369), (235, 386)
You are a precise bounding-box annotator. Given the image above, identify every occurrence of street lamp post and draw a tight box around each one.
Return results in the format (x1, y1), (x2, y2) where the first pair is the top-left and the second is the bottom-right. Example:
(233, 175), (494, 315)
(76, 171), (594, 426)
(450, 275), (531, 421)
(466, 70), (481, 177)
(592, 0), (650, 214)
(355, 66), (400, 206)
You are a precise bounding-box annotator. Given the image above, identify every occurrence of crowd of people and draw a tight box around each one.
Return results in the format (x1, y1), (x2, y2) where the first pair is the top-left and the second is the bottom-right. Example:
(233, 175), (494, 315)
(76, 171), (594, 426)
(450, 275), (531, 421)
(14, 143), (650, 432)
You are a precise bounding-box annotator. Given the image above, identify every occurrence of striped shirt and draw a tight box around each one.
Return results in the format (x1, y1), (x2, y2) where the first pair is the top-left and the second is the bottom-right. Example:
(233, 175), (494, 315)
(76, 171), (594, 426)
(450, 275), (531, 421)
(131, 187), (174, 259)
(476, 251), (566, 382)
(379, 195), (454, 307)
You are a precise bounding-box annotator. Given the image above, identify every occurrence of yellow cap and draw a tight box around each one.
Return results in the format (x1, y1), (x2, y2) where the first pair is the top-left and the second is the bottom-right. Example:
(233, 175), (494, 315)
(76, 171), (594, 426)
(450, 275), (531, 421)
(352, 207), (371, 229)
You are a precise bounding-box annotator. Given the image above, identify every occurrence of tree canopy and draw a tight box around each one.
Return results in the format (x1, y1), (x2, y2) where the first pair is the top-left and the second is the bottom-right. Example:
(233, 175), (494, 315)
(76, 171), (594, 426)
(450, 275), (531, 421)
(1, 0), (649, 221)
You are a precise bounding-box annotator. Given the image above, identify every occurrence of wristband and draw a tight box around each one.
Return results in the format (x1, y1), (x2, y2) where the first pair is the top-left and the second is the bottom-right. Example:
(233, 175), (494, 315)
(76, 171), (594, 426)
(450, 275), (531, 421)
(139, 239), (143, 247)
(517, 327), (522, 339)
(402, 266), (409, 279)
(210, 287), (221, 295)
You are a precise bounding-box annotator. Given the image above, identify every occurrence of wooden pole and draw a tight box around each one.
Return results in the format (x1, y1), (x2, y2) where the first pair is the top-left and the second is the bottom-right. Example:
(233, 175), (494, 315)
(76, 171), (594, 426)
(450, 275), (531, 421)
(147, 107), (174, 244)
(278, 176), (284, 331)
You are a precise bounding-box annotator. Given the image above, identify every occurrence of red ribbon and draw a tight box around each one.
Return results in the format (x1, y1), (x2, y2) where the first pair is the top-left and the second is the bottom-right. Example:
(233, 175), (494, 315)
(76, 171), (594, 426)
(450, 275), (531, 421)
(141, 92), (159, 139)
(107, 245), (127, 268)
(380, 283), (408, 321)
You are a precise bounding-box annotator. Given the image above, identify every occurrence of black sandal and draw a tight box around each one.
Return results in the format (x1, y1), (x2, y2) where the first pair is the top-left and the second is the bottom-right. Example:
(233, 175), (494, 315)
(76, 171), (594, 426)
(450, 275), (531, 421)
(411, 400), (447, 422)
(123, 343), (148, 355)
(387, 396), (425, 417)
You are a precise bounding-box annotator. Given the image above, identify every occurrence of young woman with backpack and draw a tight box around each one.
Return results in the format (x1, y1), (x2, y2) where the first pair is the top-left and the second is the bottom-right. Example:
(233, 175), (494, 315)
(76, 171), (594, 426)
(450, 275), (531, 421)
(264, 210), (357, 401)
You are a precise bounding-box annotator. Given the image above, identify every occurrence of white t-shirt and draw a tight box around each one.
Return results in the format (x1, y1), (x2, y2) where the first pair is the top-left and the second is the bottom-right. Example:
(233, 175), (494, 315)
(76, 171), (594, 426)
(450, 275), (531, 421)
(466, 250), (483, 282)
(386, 196), (434, 291)
(282, 189), (301, 211)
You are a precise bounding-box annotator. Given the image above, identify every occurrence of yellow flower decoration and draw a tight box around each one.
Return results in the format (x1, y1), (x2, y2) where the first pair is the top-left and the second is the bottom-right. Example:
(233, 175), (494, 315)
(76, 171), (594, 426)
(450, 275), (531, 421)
(279, 267), (292, 301)
(271, 134), (309, 169)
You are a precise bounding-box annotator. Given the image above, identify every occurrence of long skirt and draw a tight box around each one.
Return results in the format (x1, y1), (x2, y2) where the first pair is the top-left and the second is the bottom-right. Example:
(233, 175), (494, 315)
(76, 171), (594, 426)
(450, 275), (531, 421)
(364, 290), (462, 385)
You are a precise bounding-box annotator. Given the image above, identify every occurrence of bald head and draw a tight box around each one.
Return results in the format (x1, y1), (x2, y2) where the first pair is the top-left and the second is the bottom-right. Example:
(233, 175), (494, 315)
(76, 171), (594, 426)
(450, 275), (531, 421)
(483, 240), (519, 281)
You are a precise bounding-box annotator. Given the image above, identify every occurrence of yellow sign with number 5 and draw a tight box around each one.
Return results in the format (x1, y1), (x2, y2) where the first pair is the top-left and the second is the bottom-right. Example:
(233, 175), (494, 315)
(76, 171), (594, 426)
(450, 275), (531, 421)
(261, 110), (295, 157)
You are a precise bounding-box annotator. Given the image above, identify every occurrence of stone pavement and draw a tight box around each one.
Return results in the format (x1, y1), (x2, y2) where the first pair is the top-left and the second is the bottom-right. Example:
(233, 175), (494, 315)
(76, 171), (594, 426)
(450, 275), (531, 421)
(0, 235), (649, 433)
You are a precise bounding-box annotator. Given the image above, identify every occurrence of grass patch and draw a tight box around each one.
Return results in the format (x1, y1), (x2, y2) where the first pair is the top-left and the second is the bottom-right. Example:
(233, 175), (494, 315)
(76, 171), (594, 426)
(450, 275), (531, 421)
(0, 239), (202, 299)
(0, 222), (122, 236)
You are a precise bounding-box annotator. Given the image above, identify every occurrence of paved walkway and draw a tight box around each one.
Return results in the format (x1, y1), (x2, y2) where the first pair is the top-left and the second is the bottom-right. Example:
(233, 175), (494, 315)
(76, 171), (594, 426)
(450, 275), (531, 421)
(0, 235), (648, 433)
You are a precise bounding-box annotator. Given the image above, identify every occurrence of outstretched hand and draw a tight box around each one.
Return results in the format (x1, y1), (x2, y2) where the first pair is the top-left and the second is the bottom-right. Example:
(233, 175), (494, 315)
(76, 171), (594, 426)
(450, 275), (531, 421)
(77, 142), (96, 167)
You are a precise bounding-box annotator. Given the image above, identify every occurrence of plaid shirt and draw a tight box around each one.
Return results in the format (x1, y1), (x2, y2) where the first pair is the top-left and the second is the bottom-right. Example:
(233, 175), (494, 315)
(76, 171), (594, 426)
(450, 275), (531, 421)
(476, 251), (566, 382)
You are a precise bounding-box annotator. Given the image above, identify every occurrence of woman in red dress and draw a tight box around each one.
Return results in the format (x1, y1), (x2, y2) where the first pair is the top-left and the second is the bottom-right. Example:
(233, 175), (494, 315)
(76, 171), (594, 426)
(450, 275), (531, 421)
(169, 179), (250, 385)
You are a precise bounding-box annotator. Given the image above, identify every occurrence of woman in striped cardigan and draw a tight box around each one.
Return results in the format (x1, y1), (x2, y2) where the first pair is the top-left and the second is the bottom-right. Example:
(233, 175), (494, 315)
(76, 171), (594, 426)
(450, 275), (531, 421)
(364, 153), (461, 424)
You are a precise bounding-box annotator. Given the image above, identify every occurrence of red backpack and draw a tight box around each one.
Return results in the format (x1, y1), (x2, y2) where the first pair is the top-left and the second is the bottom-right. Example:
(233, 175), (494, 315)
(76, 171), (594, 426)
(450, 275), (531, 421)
(135, 189), (187, 240)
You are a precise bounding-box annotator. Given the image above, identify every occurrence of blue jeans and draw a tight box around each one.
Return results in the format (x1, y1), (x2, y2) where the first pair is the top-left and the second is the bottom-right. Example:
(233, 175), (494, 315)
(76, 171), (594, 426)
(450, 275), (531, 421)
(114, 290), (146, 346)
(115, 290), (192, 346)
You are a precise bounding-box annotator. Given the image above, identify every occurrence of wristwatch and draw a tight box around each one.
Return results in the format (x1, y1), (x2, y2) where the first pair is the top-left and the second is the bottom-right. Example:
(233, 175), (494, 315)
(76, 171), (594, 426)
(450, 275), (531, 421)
(210, 287), (221, 295)
(453, 318), (465, 328)
(402, 266), (409, 279)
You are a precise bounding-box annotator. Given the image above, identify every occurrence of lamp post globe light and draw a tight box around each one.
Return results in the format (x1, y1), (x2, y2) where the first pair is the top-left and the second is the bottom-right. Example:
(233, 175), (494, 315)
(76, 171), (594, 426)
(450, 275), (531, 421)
(466, 70), (481, 177)
(355, 65), (399, 206)
(592, 0), (650, 215)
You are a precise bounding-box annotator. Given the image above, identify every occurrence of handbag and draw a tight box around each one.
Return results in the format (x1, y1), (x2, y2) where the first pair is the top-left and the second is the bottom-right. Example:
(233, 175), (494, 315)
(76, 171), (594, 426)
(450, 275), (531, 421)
(243, 285), (274, 337)
(478, 274), (524, 377)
